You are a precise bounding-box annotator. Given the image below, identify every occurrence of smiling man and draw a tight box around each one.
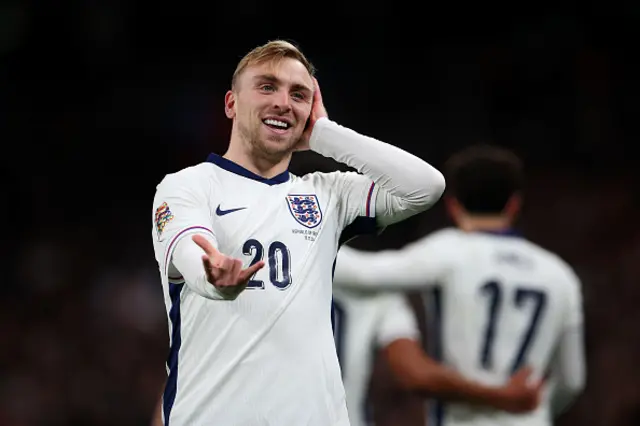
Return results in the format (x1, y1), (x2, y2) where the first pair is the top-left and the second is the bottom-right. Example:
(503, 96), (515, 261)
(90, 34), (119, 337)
(150, 40), (446, 426)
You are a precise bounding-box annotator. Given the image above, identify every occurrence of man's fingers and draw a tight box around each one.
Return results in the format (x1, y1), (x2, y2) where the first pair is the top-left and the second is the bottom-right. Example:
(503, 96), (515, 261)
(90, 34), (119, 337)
(239, 261), (265, 282)
(518, 366), (533, 375)
(512, 366), (533, 380)
(532, 379), (545, 392)
(194, 238), (265, 287)
(311, 78), (328, 117)
(312, 78), (322, 101)
(192, 234), (219, 257)
(202, 255), (215, 275)
(229, 259), (242, 279)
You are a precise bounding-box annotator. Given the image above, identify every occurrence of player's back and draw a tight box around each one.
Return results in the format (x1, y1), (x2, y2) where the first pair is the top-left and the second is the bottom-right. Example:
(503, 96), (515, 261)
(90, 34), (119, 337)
(423, 228), (580, 426)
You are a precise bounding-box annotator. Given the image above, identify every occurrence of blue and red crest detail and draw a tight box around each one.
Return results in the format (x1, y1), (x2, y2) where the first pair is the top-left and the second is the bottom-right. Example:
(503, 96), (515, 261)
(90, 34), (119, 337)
(286, 194), (323, 228)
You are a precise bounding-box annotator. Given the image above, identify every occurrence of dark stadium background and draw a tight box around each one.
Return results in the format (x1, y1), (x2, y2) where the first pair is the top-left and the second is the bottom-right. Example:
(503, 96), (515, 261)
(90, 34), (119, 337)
(2, 4), (638, 425)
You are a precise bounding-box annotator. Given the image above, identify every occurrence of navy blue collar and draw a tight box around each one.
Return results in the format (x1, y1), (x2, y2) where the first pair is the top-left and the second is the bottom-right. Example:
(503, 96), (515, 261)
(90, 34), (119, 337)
(206, 153), (290, 185)
(477, 228), (521, 237)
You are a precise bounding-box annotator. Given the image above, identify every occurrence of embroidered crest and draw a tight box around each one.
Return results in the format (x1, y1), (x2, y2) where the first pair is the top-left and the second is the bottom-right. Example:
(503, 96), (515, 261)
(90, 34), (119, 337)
(286, 194), (323, 228)
(155, 202), (174, 237)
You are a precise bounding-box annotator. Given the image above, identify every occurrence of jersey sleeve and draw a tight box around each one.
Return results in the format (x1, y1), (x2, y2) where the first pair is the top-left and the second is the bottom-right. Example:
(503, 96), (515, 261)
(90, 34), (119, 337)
(376, 294), (421, 347)
(330, 171), (379, 243)
(547, 263), (586, 415)
(309, 117), (445, 229)
(152, 172), (216, 279)
(548, 326), (586, 414)
(333, 229), (457, 290)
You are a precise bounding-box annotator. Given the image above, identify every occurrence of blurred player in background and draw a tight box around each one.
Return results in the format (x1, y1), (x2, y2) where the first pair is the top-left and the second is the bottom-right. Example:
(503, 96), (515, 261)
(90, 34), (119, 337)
(332, 289), (423, 426)
(150, 40), (446, 425)
(333, 284), (542, 426)
(334, 145), (586, 426)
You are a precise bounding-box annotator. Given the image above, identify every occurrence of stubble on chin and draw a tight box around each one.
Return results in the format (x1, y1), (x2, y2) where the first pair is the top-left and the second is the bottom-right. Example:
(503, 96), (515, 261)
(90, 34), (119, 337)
(254, 135), (301, 159)
(240, 121), (302, 161)
(253, 139), (297, 163)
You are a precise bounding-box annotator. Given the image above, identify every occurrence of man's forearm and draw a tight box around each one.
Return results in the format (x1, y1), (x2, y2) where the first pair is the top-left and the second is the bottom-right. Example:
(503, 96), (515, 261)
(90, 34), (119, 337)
(413, 366), (508, 408)
(386, 339), (511, 410)
(309, 117), (445, 220)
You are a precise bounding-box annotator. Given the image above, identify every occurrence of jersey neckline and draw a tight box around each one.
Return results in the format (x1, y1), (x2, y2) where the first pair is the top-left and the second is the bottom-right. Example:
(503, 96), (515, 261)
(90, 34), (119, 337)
(476, 228), (522, 237)
(206, 153), (290, 185)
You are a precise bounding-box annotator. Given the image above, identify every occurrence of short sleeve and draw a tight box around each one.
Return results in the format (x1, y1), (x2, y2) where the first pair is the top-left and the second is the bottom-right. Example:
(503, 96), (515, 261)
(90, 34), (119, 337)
(152, 172), (217, 278)
(376, 294), (421, 347)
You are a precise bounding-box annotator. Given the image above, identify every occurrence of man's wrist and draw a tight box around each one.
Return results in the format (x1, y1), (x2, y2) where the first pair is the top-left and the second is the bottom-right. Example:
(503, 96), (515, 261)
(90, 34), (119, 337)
(308, 117), (331, 151)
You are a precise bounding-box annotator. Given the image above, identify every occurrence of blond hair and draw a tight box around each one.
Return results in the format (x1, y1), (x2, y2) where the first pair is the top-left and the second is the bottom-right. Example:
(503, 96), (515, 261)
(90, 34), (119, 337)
(231, 40), (315, 89)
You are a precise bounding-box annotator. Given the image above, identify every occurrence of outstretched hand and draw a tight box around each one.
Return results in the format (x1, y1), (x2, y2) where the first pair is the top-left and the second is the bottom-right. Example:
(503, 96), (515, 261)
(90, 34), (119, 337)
(297, 78), (329, 151)
(192, 234), (265, 298)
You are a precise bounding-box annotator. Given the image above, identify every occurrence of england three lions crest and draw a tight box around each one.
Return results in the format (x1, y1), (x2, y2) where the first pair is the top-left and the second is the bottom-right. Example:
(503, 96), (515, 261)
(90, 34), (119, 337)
(287, 194), (323, 228)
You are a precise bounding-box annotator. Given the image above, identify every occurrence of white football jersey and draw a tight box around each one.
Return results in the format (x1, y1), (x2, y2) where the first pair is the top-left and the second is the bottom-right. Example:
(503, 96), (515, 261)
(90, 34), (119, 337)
(152, 154), (380, 426)
(332, 288), (420, 426)
(335, 228), (584, 426)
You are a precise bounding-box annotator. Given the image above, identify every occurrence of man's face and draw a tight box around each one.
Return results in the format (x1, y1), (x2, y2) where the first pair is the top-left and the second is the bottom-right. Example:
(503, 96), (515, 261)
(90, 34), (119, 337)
(226, 58), (314, 161)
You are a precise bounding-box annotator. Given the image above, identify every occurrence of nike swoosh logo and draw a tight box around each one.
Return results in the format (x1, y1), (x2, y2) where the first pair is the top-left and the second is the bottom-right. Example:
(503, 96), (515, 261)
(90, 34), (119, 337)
(216, 205), (247, 216)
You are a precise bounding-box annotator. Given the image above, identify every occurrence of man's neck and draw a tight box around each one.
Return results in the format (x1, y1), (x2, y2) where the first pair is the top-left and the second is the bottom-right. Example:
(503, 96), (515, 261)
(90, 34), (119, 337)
(223, 141), (291, 179)
(458, 215), (512, 233)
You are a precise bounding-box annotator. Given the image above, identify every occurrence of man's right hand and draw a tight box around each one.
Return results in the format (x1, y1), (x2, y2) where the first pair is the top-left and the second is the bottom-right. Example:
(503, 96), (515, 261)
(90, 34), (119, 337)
(297, 78), (329, 151)
(495, 367), (544, 413)
(192, 234), (265, 298)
